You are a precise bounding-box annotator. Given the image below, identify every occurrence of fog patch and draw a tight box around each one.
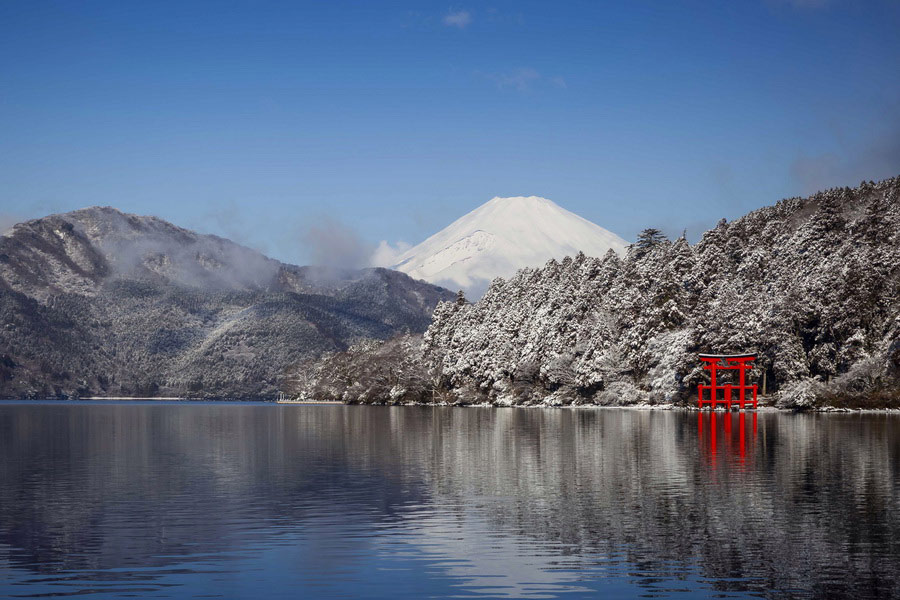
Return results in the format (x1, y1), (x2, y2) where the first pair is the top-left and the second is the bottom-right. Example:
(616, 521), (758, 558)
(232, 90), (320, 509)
(107, 235), (280, 291)
(301, 217), (375, 270)
(789, 102), (900, 194)
(65, 207), (280, 291)
(371, 240), (412, 268)
(196, 201), (274, 258)
(0, 214), (26, 236)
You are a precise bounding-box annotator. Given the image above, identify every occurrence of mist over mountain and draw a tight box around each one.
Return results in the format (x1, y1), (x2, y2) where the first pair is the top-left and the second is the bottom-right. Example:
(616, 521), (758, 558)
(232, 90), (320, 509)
(389, 196), (628, 298)
(290, 177), (900, 408)
(0, 207), (454, 399)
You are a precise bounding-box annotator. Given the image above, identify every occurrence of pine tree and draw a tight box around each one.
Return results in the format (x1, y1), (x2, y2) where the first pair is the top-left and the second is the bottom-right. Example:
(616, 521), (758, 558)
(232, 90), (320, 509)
(632, 228), (668, 258)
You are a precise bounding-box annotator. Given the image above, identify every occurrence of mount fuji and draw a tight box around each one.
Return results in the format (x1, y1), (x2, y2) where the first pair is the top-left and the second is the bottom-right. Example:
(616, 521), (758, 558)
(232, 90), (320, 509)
(389, 196), (629, 298)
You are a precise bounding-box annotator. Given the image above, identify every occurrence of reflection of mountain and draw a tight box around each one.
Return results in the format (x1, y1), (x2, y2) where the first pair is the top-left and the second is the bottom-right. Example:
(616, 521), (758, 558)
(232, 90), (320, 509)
(1, 405), (898, 598)
(0, 404), (422, 580)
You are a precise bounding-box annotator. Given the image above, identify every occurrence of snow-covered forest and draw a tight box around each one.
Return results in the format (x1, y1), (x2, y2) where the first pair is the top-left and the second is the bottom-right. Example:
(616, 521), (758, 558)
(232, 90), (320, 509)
(288, 177), (900, 409)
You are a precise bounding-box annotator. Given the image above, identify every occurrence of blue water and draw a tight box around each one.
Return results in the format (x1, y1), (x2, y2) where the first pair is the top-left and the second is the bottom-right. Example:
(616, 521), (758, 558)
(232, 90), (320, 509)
(1, 403), (898, 599)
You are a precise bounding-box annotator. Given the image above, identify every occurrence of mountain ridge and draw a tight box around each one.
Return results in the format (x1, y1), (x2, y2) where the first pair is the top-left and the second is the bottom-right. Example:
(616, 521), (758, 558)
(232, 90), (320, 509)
(0, 207), (454, 399)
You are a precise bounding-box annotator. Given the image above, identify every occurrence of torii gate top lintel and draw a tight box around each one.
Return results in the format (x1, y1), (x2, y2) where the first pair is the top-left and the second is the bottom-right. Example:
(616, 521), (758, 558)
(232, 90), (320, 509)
(698, 353), (756, 360)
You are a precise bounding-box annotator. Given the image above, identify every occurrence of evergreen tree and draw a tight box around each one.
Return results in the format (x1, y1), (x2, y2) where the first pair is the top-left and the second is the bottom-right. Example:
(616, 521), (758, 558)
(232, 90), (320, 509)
(632, 228), (668, 258)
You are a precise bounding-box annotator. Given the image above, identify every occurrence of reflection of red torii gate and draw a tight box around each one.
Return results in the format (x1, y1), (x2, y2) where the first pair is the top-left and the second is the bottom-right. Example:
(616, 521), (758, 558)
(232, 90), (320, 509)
(697, 353), (758, 410)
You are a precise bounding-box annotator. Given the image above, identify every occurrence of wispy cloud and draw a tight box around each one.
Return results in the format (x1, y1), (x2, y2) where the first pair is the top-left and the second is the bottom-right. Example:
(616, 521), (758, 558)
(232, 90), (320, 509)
(484, 67), (539, 92)
(484, 7), (525, 26)
(0, 213), (26, 236)
(768, 0), (831, 10)
(789, 102), (900, 194)
(301, 217), (374, 269)
(195, 201), (272, 256)
(549, 76), (568, 89)
(479, 68), (567, 93)
(371, 240), (412, 268)
(443, 10), (472, 28)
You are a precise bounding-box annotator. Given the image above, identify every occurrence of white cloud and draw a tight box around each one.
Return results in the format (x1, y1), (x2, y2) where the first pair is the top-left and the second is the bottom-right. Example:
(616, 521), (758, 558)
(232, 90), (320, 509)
(481, 67), (542, 92)
(443, 10), (472, 28)
(371, 240), (411, 268)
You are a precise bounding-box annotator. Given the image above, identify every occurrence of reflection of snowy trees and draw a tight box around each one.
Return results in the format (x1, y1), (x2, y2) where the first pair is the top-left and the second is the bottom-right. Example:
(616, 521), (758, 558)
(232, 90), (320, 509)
(414, 409), (900, 598)
(4, 406), (896, 598)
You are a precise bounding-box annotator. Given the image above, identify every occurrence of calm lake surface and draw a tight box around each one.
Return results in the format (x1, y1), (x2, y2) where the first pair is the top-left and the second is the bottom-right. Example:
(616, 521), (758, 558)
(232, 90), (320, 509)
(1, 403), (898, 599)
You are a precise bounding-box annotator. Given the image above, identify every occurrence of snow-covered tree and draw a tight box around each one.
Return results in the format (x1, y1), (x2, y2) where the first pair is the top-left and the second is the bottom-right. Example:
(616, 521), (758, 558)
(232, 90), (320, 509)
(289, 176), (900, 409)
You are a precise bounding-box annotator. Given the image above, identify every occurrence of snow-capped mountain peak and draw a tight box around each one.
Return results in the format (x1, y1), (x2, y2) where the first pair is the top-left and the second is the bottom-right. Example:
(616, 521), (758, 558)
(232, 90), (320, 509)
(390, 196), (629, 297)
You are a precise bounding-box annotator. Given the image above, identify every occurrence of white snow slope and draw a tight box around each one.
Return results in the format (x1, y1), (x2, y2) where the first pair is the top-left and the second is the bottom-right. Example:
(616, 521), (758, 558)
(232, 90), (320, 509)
(391, 196), (629, 298)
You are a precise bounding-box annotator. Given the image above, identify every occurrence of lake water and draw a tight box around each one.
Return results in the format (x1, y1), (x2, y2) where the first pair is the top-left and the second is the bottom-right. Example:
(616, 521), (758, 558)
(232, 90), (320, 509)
(1, 403), (898, 599)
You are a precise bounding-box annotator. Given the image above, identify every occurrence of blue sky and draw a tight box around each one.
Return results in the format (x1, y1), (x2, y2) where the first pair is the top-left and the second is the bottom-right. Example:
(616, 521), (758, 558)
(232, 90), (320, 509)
(1, 0), (898, 265)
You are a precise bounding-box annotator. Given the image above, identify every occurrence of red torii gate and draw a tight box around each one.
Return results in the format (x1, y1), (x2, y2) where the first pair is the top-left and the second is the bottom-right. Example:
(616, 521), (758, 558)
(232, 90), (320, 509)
(697, 353), (758, 410)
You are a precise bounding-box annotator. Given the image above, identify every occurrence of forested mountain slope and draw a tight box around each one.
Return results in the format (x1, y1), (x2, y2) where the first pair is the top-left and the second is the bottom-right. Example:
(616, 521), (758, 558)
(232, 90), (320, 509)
(291, 177), (900, 408)
(0, 207), (453, 399)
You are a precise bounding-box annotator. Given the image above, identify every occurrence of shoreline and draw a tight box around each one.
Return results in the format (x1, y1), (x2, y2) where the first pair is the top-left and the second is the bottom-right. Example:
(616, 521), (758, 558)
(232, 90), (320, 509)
(82, 396), (189, 401)
(284, 401), (900, 413)
(3, 398), (899, 413)
(275, 399), (345, 405)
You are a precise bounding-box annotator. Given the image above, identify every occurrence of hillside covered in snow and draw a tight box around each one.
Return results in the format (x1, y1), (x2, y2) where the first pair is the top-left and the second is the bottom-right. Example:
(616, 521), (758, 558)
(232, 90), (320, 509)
(389, 196), (628, 298)
(289, 177), (900, 409)
(0, 207), (453, 399)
